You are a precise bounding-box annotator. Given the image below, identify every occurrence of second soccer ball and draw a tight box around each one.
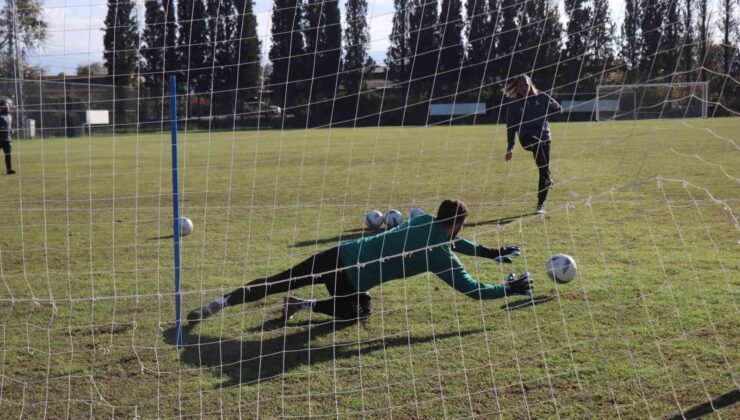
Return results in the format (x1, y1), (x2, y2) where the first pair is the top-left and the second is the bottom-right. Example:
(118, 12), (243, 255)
(365, 210), (385, 229)
(408, 207), (426, 219)
(385, 210), (404, 228)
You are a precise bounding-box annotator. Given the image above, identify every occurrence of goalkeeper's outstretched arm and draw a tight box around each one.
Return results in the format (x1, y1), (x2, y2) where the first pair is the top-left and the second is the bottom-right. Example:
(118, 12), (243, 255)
(433, 254), (533, 300)
(452, 238), (520, 263)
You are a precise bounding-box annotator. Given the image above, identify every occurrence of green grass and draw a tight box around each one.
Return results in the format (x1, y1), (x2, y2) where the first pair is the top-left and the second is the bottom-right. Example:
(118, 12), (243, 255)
(0, 118), (738, 418)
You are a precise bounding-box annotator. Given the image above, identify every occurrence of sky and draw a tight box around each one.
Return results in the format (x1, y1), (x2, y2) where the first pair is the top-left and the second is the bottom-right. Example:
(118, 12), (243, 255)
(28, 0), (628, 75)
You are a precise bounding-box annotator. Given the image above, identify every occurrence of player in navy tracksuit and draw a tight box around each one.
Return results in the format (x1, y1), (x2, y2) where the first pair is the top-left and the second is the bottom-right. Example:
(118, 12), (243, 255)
(502, 75), (561, 214)
(0, 99), (15, 175)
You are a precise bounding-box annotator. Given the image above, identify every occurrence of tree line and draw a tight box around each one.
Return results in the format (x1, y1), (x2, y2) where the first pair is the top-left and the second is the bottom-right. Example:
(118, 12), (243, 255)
(0, 0), (736, 128)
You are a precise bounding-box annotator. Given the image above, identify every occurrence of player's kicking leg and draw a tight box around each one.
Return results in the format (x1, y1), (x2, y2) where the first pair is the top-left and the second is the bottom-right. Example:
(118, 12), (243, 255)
(2, 142), (14, 175)
(532, 142), (552, 214)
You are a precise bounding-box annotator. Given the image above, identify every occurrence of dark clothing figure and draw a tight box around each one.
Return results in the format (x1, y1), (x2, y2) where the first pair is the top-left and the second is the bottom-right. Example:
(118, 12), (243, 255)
(0, 110), (14, 174)
(224, 247), (372, 320)
(506, 92), (559, 209)
(523, 138), (552, 206)
(506, 92), (557, 149)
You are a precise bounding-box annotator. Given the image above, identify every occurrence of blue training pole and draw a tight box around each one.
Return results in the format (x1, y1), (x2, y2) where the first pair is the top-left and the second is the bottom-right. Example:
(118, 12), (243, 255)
(169, 76), (183, 348)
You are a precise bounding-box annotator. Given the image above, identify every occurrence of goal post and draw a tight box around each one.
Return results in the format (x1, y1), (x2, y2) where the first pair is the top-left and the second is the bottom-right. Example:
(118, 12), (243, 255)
(595, 82), (709, 121)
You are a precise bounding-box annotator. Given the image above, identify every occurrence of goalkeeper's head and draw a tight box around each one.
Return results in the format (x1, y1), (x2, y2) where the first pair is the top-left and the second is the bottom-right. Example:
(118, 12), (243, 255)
(437, 199), (469, 239)
(0, 99), (9, 113)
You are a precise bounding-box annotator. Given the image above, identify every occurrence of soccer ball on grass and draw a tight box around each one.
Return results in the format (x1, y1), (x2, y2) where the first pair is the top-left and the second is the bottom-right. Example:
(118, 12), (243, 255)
(365, 210), (385, 229)
(546, 254), (577, 283)
(385, 210), (404, 228)
(178, 217), (194, 237)
(408, 207), (426, 219)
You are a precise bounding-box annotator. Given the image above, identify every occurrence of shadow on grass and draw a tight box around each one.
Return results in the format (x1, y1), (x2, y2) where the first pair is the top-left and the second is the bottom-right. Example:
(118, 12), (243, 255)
(242, 316), (367, 333)
(149, 234), (174, 240)
(293, 213), (539, 248)
(667, 388), (739, 419)
(165, 321), (482, 388)
(470, 213), (539, 229)
(500, 295), (554, 311)
(291, 227), (378, 248)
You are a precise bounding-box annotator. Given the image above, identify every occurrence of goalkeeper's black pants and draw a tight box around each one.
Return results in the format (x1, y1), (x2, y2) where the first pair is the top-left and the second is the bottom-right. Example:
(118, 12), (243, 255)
(522, 138), (552, 206)
(223, 247), (372, 320)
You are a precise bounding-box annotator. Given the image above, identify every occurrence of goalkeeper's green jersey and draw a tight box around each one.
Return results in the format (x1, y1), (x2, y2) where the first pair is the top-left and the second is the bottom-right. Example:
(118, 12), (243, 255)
(337, 214), (505, 299)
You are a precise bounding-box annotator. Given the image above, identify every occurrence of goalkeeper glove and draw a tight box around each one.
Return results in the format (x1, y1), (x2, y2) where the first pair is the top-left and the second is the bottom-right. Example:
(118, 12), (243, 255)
(480, 245), (521, 263)
(503, 272), (533, 296)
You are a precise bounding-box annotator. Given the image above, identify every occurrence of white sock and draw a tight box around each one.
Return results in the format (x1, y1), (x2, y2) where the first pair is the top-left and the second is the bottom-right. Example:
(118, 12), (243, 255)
(300, 299), (316, 311)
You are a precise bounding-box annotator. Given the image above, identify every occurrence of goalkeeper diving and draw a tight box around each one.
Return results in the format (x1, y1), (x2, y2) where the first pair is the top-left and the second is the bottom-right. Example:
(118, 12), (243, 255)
(188, 199), (534, 323)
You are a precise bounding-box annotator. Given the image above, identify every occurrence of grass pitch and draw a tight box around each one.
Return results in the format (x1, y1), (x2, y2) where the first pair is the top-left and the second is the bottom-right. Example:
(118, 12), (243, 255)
(0, 118), (738, 418)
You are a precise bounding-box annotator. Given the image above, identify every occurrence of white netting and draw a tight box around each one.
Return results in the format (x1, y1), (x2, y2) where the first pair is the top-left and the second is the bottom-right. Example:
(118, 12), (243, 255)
(0, 0), (738, 417)
(595, 82), (709, 120)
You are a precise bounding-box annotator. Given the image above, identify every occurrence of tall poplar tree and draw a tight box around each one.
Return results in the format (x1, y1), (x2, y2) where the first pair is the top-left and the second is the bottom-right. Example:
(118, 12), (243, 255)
(496, 0), (523, 81)
(562, 0), (592, 88)
(661, 0), (683, 81)
(343, 0), (369, 96)
(304, 0), (342, 100)
(621, 0), (641, 77)
(103, 0), (139, 127)
(464, 0), (494, 89)
(436, 0), (464, 97)
(696, 0), (710, 81)
(682, 0), (695, 81)
(142, 0), (166, 90)
(528, 0), (562, 90)
(234, 0), (262, 111)
(639, 0), (666, 81)
(407, 0), (439, 98)
(590, 0), (614, 82)
(162, 0), (177, 78)
(303, 0), (342, 124)
(387, 0), (411, 83)
(719, 0), (736, 75)
(177, 0), (210, 93)
(208, 0), (240, 115)
(139, 0), (176, 89)
(269, 0), (307, 116)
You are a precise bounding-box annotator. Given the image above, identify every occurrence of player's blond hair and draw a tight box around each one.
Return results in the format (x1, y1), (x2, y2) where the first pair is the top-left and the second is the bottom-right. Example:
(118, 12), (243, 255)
(502, 74), (540, 99)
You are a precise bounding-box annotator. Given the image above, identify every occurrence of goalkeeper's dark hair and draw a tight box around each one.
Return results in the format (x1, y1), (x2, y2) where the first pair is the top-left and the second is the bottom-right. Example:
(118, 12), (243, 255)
(437, 199), (469, 227)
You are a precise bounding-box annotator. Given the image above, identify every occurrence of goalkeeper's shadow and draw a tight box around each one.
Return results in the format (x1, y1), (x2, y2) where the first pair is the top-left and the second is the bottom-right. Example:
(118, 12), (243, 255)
(291, 227), (375, 248)
(165, 322), (482, 388)
(283, 214), (539, 248)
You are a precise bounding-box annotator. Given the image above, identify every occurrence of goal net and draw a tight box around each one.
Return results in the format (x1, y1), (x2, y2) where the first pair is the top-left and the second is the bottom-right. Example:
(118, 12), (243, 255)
(0, 0), (738, 417)
(596, 82), (709, 121)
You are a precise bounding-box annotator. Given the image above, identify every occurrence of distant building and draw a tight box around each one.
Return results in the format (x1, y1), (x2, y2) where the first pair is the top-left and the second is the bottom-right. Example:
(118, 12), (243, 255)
(365, 66), (396, 91)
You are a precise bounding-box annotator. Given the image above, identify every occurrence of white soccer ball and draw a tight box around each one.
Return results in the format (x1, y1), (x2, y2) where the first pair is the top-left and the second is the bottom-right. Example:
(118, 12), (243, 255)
(408, 207), (426, 219)
(178, 217), (194, 237)
(546, 254), (577, 283)
(364, 210), (385, 229)
(385, 209), (404, 228)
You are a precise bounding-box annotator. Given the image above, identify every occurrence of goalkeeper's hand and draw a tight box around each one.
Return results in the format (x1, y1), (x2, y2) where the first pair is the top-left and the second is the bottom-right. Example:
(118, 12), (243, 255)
(503, 272), (533, 296)
(481, 245), (521, 263)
